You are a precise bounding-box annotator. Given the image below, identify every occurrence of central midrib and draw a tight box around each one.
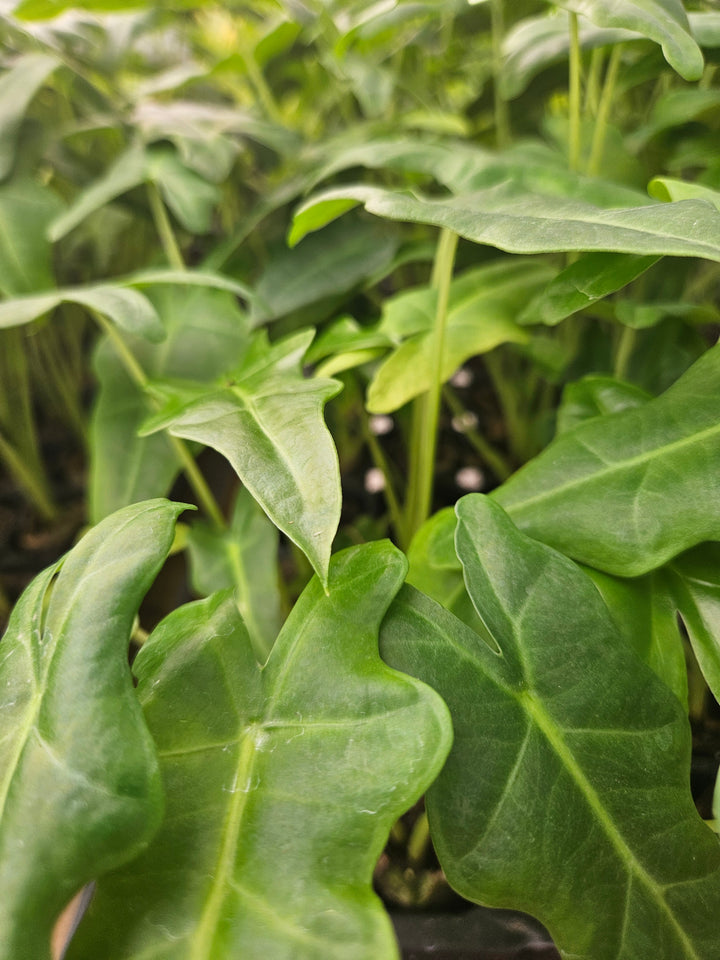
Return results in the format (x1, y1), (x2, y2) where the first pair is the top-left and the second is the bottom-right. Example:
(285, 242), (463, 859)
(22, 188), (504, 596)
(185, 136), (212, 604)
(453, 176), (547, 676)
(189, 729), (259, 960)
(522, 692), (701, 960)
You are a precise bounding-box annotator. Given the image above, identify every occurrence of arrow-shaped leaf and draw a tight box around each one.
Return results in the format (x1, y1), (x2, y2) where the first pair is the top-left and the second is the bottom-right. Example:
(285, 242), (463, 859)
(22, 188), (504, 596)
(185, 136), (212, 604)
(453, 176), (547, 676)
(140, 329), (341, 584)
(492, 342), (720, 576)
(381, 494), (720, 960)
(67, 542), (452, 960)
(0, 499), (185, 960)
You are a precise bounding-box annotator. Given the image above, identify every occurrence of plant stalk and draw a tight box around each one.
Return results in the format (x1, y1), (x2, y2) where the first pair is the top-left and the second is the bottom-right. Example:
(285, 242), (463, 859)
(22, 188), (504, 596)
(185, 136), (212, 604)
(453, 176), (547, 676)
(0, 429), (57, 522)
(491, 0), (510, 149)
(147, 184), (185, 270)
(587, 44), (623, 177)
(404, 228), (458, 544)
(92, 311), (225, 531)
(568, 12), (582, 171)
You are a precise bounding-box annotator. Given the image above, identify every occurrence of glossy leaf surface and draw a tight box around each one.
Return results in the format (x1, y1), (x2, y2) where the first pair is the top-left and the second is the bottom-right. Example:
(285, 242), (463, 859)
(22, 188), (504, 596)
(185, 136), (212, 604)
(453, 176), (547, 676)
(69, 543), (452, 960)
(141, 330), (341, 584)
(187, 486), (282, 661)
(552, 0), (704, 80)
(381, 495), (720, 960)
(493, 343), (720, 576)
(0, 500), (185, 960)
(289, 184), (720, 262)
(90, 287), (248, 522)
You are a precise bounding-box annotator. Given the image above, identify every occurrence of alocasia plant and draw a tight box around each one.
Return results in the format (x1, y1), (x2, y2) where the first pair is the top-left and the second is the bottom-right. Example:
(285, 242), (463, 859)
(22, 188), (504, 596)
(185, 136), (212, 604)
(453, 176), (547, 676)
(2, 1), (720, 958)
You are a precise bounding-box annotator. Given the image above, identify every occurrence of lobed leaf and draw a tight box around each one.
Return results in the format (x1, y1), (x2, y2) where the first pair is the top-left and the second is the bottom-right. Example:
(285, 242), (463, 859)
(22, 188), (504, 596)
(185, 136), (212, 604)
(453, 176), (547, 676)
(492, 343), (720, 576)
(0, 499), (185, 960)
(68, 542), (452, 960)
(140, 329), (341, 584)
(380, 495), (720, 960)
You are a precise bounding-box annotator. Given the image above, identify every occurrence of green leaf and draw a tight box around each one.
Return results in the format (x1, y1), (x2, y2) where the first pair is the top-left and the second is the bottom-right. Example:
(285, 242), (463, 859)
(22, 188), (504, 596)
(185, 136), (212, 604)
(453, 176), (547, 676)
(380, 495), (720, 960)
(493, 343), (720, 576)
(632, 89), (720, 148)
(690, 12), (720, 48)
(667, 544), (720, 704)
(366, 260), (552, 413)
(0, 54), (59, 181)
(582, 565), (688, 706)
(552, 0), (704, 81)
(502, 13), (637, 100)
(68, 543), (452, 960)
(48, 144), (220, 241)
(122, 268), (253, 303)
(0, 177), (62, 295)
(47, 143), (147, 243)
(0, 499), (185, 960)
(140, 329), (342, 585)
(649, 176), (720, 211)
(555, 375), (652, 434)
(187, 486), (282, 661)
(520, 253), (659, 326)
(0, 284), (164, 341)
(289, 183), (720, 262)
(251, 217), (399, 324)
(90, 287), (249, 522)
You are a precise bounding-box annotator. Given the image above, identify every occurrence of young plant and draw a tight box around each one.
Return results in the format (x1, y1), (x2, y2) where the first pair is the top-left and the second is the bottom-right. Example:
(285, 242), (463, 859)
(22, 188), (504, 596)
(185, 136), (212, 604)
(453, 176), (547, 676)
(1, 1), (720, 959)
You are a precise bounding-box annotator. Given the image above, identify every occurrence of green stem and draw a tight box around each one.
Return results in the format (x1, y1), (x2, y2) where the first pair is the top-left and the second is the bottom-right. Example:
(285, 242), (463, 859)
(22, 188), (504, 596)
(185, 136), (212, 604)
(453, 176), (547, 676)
(236, 29), (284, 124)
(442, 384), (512, 481)
(407, 811), (431, 867)
(584, 46), (605, 117)
(614, 324), (636, 381)
(92, 311), (225, 531)
(0, 429), (56, 521)
(404, 228), (459, 543)
(484, 350), (526, 464)
(361, 416), (405, 543)
(587, 44), (623, 177)
(491, 0), (510, 148)
(147, 184), (185, 270)
(568, 12), (582, 171)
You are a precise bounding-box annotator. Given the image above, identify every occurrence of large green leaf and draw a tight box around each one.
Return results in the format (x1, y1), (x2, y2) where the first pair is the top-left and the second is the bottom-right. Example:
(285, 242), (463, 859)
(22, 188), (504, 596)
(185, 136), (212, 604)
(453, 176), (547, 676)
(0, 177), (62, 295)
(366, 260), (551, 413)
(251, 217), (399, 324)
(380, 495), (720, 960)
(555, 375), (652, 433)
(0, 54), (59, 181)
(68, 542), (452, 960)
(492, 343), (720, 576)
(289, 183), (720, 262)
(0, 499), (185, 960)
(552, 0), (704, 81)
(140, 329), (342, 584)
(90, 286), (249, 522)
(187, 486), (282, 662)
(0, 284), (164, 340)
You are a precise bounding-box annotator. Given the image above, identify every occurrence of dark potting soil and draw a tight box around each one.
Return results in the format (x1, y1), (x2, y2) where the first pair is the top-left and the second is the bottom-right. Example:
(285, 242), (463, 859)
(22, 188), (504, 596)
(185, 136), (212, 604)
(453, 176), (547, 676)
(392, 905), (560, 960)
